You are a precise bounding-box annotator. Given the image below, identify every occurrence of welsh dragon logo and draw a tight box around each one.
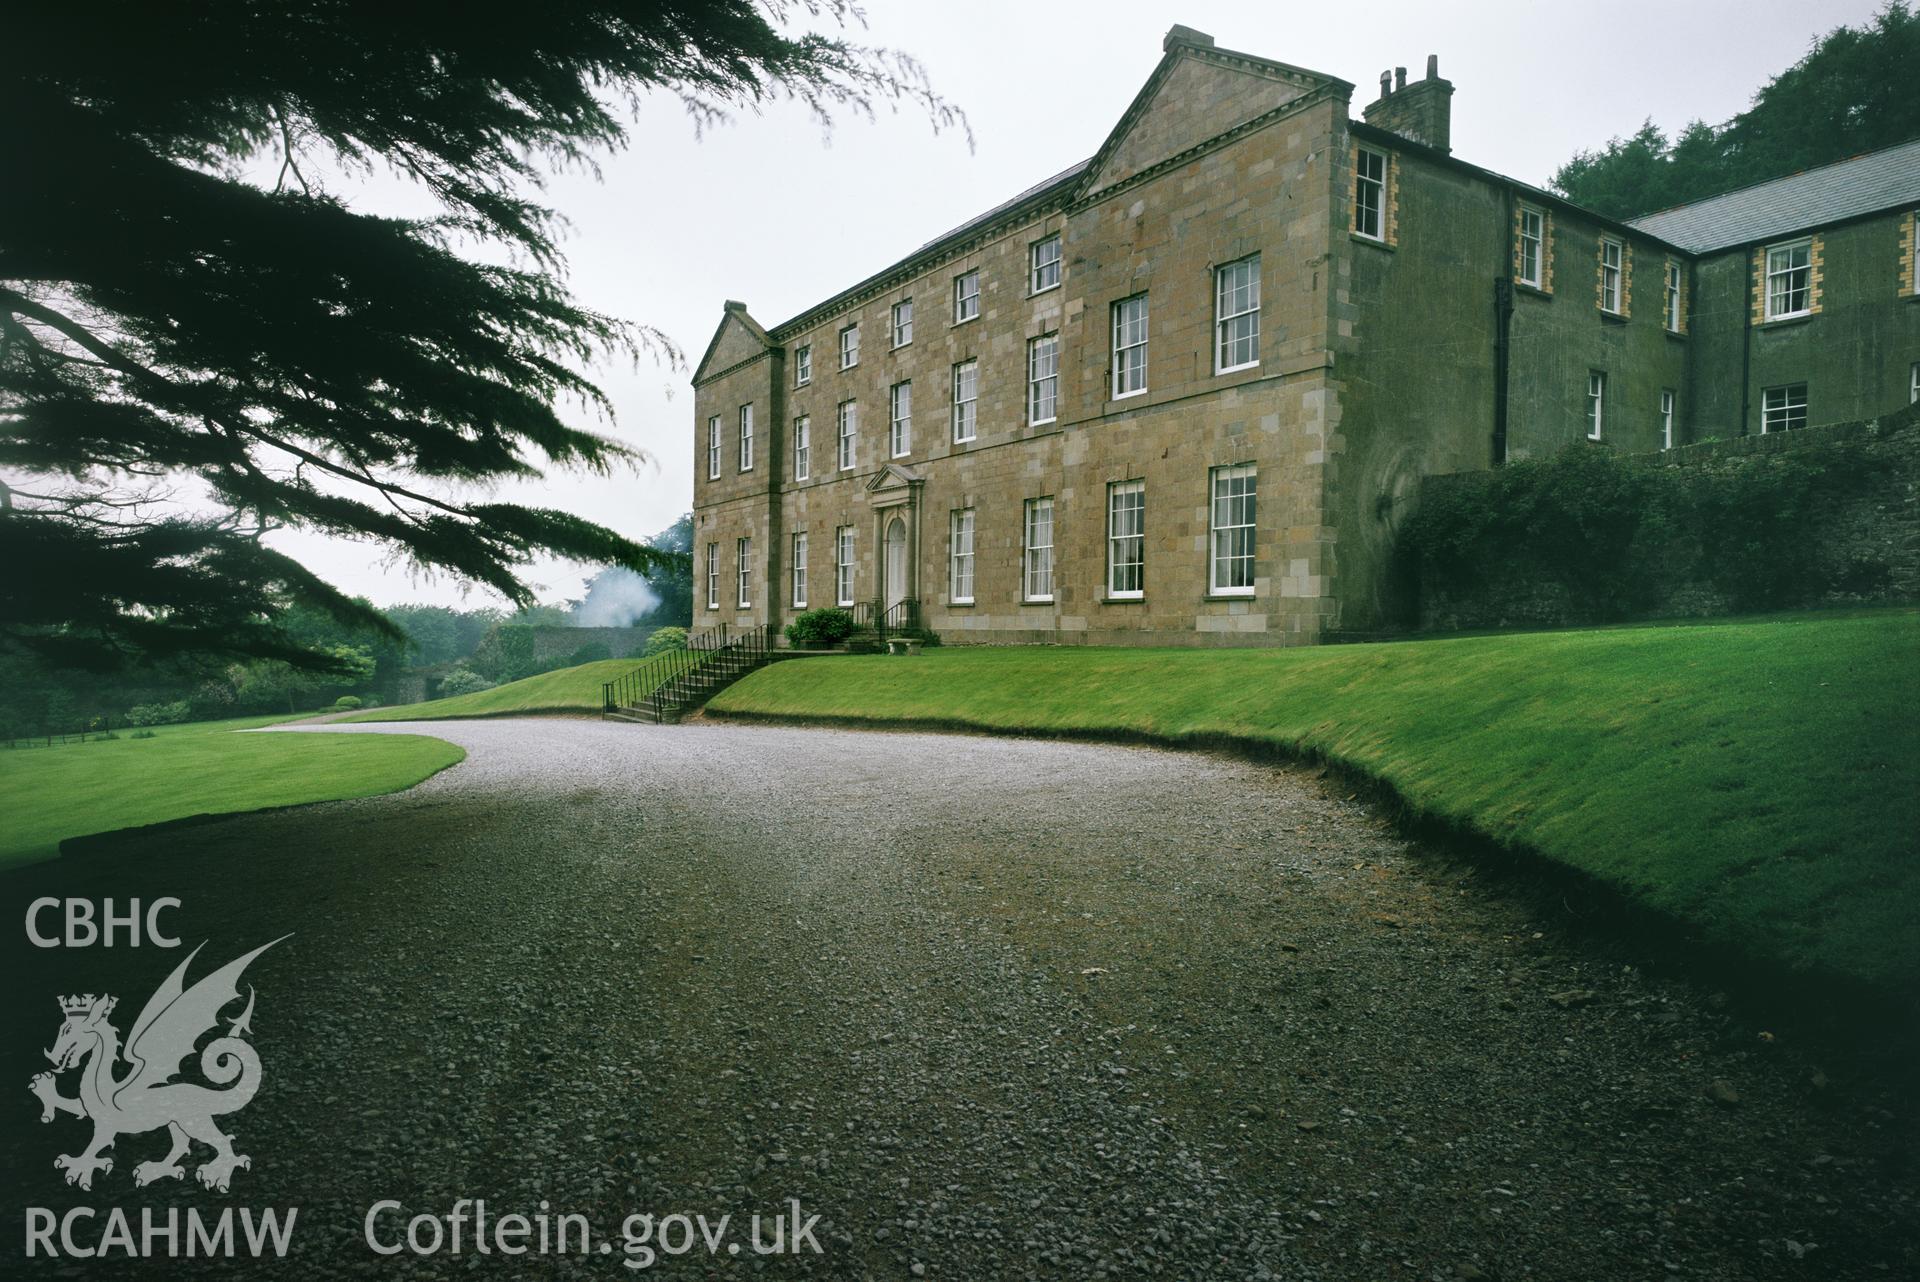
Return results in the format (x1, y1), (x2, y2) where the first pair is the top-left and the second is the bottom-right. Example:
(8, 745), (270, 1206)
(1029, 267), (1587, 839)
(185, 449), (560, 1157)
(29, 938), (287, 1192)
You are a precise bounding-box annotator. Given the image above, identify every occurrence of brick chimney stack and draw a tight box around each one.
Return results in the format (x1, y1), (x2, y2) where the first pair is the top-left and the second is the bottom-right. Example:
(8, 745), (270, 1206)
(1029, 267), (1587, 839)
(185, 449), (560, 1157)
(1363, 54), (1454, 154)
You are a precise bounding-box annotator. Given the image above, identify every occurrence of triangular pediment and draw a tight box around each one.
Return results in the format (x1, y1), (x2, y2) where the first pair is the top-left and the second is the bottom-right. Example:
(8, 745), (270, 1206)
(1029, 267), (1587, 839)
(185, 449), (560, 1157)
(864, 463), (924, 493)
(693, 303), (773, 386)
(1078, 35), (1339, 200)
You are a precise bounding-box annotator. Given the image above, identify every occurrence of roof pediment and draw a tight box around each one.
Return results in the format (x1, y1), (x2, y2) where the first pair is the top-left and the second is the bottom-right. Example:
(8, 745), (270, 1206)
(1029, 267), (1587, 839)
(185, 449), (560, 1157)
(693, 302), (773, 386)
(1075, 32), (1344, 202)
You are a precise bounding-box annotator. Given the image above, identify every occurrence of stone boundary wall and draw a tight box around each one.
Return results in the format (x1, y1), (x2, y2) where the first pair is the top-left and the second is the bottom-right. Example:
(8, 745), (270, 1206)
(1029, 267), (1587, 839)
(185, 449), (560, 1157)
(1411, 402), (1919, 632)
(528, 625), (656, 664)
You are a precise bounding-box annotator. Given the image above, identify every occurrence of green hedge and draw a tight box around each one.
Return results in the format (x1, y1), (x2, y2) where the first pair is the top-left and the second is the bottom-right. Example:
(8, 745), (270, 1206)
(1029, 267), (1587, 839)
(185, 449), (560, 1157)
(1402, 437), (1896, 625)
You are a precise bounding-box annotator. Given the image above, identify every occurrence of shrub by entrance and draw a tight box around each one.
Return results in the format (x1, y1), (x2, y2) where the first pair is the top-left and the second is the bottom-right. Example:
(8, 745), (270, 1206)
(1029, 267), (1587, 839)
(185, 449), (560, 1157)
(785, 608), (856, 648)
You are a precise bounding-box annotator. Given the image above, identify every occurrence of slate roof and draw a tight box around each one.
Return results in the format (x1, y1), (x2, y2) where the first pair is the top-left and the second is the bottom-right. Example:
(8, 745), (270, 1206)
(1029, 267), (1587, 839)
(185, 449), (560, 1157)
(768, 159), (1089, 339)
(1628, 137), (1920, 254)
(906, 160), (1091, 260)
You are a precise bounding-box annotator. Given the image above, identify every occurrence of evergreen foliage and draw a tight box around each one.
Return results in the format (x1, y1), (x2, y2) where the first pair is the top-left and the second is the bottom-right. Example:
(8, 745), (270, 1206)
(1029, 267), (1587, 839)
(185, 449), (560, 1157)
(1552, 3), (1919, 218)
(2, 3), (960, 670)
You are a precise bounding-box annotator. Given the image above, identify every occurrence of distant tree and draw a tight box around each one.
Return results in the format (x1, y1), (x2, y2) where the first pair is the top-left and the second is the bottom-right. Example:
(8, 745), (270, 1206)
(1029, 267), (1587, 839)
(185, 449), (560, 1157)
(2, 3), (963, 673)
(232, 644), (376, 713)
(1552, 2), (1919, 218)
(506, 604), (575, 628)
(643, 514), (696, 627)
(435, 666), (495, 698)
(470, 625), (540, 685)
(384, 605), (502, 667)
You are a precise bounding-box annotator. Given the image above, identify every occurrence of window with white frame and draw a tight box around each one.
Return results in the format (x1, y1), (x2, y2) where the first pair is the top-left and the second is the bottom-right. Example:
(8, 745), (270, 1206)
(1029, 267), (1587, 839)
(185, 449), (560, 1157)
(738, 404), (754, 471)
(1023, 497), (1055, 602)
(891, 298), (913, 348)
(953, 269), (980, 323)
(705, 415), (721, 480)
(949, 508), (975, 603)
(1664, 262), (1683, 331)
(1599, 239), (1623, 314)
(835, 526), (855, 606)
(1215, 255), (1261, 373)
(793, 415), (810, 481)
(839, 322), (860, 369)
(704, 542), (718, 609)
(1660, 389), (1676, 450)
(1027, 334), (1058, 425)
(1208, 465), (1256, 596)
(1586, 371), (1606, 440)
(1030, 234), (1062, 294)
(1517, 207), (1544, 286)
(791, 532), (808, 608)
(1762, 383), (1808, 433)
(1112, 293), (1148, 398)
(952, 360), (978, 443)
(1107, 481), (1144, 599)
(736, 536), (752, 608)
(889, 381), (912, 458)
(1354, 147), (1386, 240)
(837, 400), (856, 470)
(1765, 239), (1812, 320)
(795, 344), (811, 386)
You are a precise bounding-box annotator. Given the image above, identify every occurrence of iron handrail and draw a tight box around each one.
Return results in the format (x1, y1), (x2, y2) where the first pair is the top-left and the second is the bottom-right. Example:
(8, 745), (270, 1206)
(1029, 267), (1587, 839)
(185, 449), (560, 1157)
(880, 597), (922, 637)
(601, 622), (729, 713)
(644, 624), (774, 722)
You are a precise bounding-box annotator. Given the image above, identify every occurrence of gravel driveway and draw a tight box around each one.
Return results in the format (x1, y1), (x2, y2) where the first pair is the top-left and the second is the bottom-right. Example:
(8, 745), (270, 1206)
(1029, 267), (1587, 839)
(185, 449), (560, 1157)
(2, 718), (1911, 1280)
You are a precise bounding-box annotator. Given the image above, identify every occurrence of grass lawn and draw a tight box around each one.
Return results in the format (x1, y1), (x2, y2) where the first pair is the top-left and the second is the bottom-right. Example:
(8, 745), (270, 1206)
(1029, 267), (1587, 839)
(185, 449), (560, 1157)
(0, 714), (464, 868)
(708, 610), (1920, 990)
(344, 658), (638, 722)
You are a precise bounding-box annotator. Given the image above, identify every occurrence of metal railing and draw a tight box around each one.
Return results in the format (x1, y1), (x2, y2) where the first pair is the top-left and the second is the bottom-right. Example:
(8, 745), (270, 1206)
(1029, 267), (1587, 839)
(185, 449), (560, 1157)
(602, 624), (777, 723)
(844, 597), (921, 643)
(601, 623), (730, 714)
(880, 597), (922, 637)
(644, 624), (773, 721)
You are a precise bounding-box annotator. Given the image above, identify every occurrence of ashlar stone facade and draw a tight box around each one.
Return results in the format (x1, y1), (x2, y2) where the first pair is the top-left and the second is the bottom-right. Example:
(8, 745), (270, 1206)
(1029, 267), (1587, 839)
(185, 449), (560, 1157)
(691, 27), (1920, 645)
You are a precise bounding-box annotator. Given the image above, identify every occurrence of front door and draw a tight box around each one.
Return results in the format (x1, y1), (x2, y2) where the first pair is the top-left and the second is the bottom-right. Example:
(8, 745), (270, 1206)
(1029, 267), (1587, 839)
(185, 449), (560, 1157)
(884, 516), (908, 610)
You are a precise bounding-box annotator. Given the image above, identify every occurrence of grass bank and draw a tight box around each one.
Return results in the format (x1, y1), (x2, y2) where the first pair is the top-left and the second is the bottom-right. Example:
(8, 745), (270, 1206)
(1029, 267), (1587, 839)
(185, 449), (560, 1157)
(343, 658), (636, 722)
(708, 610), (1920, 991)
(0, 715), (464, 868)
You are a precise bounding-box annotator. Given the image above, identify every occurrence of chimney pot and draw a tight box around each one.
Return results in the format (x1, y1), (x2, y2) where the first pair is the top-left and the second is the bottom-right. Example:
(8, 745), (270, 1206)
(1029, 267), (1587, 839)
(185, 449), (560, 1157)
(1362, 56), (1454, 154)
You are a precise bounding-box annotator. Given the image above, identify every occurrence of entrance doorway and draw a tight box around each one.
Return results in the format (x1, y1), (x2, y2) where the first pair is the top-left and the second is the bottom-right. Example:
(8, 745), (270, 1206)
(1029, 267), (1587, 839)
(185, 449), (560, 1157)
(884, 516), (908, 610)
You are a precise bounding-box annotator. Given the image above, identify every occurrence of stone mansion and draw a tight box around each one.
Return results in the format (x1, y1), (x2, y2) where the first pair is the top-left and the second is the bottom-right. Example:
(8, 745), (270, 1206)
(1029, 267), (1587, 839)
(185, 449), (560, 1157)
(691, 26), (1920, 646)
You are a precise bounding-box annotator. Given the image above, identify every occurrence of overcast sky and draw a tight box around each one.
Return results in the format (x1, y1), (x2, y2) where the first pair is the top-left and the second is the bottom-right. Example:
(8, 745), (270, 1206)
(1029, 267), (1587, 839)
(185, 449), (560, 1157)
(272, 0), (1881, 610)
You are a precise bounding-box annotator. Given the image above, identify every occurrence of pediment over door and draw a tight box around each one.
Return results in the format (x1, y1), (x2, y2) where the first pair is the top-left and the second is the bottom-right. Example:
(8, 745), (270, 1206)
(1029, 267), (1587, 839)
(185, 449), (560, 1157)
(864, 462), (924, 507)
